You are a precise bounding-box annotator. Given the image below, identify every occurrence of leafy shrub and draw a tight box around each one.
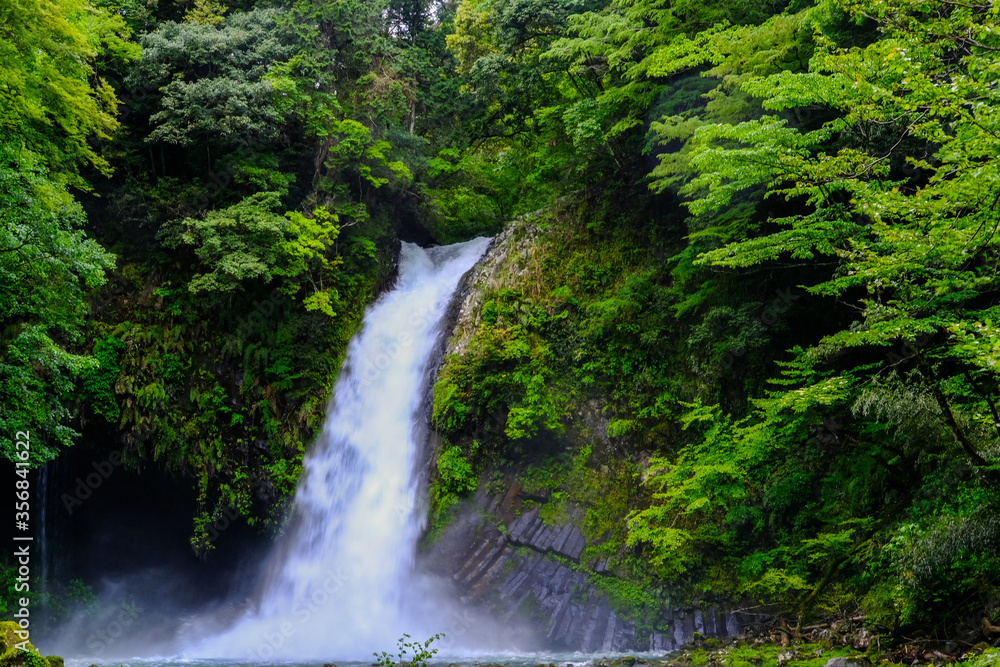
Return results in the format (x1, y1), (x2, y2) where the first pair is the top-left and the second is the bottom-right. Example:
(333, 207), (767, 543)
(79, 336), (123, 422)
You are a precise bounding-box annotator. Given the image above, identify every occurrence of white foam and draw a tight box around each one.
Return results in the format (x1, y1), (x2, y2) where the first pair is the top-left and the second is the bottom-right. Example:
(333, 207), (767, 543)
(187, 238), (492, 660)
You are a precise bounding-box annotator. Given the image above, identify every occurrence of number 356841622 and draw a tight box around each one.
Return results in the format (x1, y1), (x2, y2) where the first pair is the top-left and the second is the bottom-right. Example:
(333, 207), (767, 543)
(14, 432), (30, 527)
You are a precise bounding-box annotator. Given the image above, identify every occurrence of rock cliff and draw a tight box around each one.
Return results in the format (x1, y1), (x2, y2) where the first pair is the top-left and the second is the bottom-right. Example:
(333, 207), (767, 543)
(422, 217), (744, 652)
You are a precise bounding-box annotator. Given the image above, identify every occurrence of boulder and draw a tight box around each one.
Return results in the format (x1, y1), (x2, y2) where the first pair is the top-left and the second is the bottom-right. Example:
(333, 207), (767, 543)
(850, 629), (874, 650)
(0, 621), (60, 667)
(822, 658), (872, 667)
(775, 650), (795, 666)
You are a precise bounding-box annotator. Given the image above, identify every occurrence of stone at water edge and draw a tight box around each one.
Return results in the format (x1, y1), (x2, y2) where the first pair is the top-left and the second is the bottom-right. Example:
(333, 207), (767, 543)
(0, 621), (62, 667)
(822, 657), (872, 667)
(775, 650), (794, 666)
(594, 658), (650, 667)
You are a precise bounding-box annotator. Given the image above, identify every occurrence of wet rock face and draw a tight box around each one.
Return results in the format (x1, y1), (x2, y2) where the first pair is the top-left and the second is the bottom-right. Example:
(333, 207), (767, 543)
(423, 215), (743, 652)
(421, 484), (742, 652)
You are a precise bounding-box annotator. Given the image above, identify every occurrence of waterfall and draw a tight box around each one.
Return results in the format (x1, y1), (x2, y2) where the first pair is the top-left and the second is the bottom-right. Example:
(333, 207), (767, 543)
(192, 237), (491, 661)
(38, 460), (49, 603)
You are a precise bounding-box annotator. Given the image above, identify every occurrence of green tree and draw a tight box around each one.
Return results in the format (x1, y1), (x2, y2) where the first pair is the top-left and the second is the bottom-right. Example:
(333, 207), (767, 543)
(0, 0), (138, 181)
(0, 0), (134, 462)
(681, 0), (1000, 469)
(128, 9), (295, 155)
(0, 146), (115, 463)
(161, 191), (290, 294)
(627, 0), (1000, 626)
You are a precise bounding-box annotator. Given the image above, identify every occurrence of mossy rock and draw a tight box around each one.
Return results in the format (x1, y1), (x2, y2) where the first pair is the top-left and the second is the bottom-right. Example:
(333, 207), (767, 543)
(45, 658), (63, 667)
(0, 621), (50, 667)
(596, 658), (650, 667)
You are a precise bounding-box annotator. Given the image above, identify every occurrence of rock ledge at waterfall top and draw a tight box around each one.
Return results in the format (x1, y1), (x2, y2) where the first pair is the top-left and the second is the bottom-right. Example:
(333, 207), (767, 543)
(445, 218), (544, 359)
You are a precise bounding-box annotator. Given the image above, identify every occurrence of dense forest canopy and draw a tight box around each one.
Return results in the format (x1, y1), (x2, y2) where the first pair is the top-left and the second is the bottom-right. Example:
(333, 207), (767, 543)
(3, 0), (1000, 646)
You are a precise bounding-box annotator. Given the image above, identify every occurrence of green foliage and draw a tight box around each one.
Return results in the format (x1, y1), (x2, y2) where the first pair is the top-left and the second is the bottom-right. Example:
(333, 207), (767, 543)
(184, 0), (227, 25)
(437, 444), (479, 496)
(434, 286), (570, 444)
(959, 649), (1000, 667)
(322, 120), (412, 190)
(67, 0), (434, 549)
(589, 573), (660, 626)
(37, 577), (99, 627)
(163, 193), (363, 318)
(279, 206), (346, 316)
(0, 0), (128, 465)
(373, 633), (443, 667)
(8, 0), (1000, 640)
(431, 207), (687, 456)
(0, 0), (139, 181)
(678, 642), (860, 667)
(129, 9), (293, 150)
(418, 148), (506, 243)
(268, 0), (402, 125)
(429, 442), (480, 533)
(0, 144), (115, 464)
(104, 205), (383, 552)
(0, 619), (52, 666)
(599, 0), (1000, 630)
(303, 119), (413, 224)
(79, 337), (123, 422)
(880, 506), (1000, 626)
(163, 192), (290, 294)
(682, 2), (1000, 454)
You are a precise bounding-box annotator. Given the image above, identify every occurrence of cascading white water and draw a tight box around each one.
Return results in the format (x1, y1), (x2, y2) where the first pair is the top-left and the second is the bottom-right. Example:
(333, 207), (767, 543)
(191, 237), (491, 661)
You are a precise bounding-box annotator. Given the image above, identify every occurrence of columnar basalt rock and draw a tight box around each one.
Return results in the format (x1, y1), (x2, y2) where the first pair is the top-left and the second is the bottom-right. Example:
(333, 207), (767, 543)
(422, 484), (742, 652)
